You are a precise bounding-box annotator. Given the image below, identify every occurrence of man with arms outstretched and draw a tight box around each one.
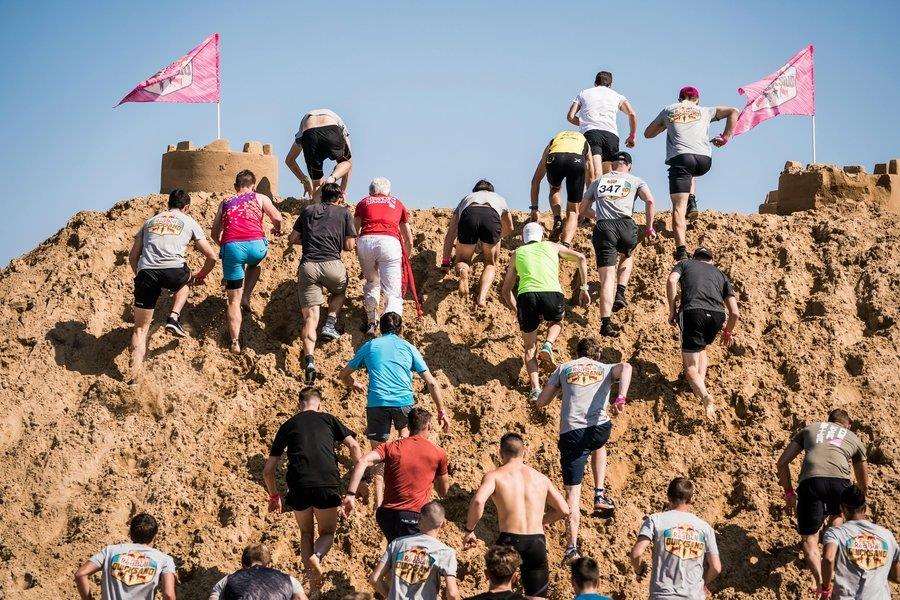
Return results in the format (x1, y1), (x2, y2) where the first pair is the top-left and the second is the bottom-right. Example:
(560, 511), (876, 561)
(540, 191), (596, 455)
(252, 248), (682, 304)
(464, 433), (570, 600)
(776, 409), (869, 597)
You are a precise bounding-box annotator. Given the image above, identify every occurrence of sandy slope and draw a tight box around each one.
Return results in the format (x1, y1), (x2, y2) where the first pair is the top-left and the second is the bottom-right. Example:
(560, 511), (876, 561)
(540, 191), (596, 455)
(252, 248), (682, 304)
(0, 192), (898, 599)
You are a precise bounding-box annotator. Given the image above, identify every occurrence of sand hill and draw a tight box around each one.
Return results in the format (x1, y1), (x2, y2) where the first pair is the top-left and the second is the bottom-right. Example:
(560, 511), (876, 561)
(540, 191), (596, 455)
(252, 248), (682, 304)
(1, 191), (899, 599)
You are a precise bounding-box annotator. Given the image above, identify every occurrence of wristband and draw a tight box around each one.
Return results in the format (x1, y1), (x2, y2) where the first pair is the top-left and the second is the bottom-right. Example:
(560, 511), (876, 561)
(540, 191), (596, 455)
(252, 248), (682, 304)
(722, 329), (733, 341)
(440, 258), (451, 267)
(345, 491), (356, 497)
(465, 526), (476, 534)
(438, 411), (446, 419)
(613, 396), (627, 408)
(784, 489), (796, 500)
(269, 493), (281, 501)
(529, 205), (539, 211)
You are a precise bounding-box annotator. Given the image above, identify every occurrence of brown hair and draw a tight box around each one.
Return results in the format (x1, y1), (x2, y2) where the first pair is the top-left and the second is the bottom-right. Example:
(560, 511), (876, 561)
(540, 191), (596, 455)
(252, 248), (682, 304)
(485, 545), (521, 585)
(828, 408), (851, 426)
(667, 477), (694, 504)
(576, 337), (600, 359)
(235, 169), (256, 189)
(408, 407), (432, 435)
(241, 544), (271, 568)
(595, 71), (613, 87)
(570, 556), (600, 587)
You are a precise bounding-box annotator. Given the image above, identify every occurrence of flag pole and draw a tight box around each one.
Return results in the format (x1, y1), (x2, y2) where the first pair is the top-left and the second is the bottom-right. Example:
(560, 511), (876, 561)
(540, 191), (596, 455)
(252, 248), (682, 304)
(811, 115), (816, 164)
(216, 101), (221, 139)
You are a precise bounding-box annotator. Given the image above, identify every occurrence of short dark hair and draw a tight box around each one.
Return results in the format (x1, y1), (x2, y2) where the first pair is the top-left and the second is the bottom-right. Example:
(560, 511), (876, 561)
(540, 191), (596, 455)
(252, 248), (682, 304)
(828, 408), (851, 426)
(484, 545), (521, 585)
(472, 179), (494, 193)
(299, 386), (321, 405)
(168, 189), (191, 210)
(321, 182), (342, 203)
(341, 593), (372, 600)
(240, 544), (271, 568)
(595, 71), (613, 87)
(667, 477), (694, 504)
(380, 312), (403, 335)
(419, 501), (446, 530)
(576, 337), (600, 359)
(570, 556), (600, 587)
(499, 432), (525, 458)
(840, 484), (866, 512)
(235, 169), (256, 189)
(129, 513), (159, 544)
(408, 407), (432, 435)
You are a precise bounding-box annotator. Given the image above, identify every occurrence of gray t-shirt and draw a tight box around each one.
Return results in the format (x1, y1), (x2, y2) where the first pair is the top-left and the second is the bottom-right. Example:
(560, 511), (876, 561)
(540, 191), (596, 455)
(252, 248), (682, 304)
(637, 510), (718, 600)
(794, 422), (867, 482)
(823, 520), (899, 600)
(672, 260), (735, 314)
(547, 358), (614, 434)
(89, 543), (176, 600)
(653, 102), (720, 162)
(584, 172), (649, 220)
(381, 533), (457, 600)
(455, 191), (509, 219)
(209, 571), (303, 599)
(136, 210), (205, 272)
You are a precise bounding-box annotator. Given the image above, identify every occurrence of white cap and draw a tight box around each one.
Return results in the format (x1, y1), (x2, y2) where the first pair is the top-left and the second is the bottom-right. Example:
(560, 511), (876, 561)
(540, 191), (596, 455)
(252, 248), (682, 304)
(522, 222), (544, 244)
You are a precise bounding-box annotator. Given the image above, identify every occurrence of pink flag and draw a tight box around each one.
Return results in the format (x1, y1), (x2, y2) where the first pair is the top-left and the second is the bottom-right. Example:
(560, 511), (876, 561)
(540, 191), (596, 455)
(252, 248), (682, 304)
(732, 45), (815, 137)
(117, 33), (220, 105)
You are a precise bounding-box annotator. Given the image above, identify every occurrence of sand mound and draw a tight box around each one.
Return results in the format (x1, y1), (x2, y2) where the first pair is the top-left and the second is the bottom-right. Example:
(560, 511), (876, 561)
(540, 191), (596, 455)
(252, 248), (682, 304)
(1, 192), (899, 599)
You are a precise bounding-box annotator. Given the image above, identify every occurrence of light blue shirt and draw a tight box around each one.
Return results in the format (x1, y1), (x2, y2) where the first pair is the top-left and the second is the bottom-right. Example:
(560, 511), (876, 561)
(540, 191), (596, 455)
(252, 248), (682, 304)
(347, 333), (428, 407)
(575, 593), (612, 600)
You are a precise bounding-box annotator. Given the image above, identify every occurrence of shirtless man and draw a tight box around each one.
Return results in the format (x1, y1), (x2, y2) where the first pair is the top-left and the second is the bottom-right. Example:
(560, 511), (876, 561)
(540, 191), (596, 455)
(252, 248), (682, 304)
(464, 433), (570, 600)
(285, 109), (353, 197)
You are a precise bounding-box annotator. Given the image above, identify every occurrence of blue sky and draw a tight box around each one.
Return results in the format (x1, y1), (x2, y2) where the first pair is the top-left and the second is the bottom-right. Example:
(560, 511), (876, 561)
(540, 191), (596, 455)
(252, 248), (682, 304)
(1, 1), (898, 264)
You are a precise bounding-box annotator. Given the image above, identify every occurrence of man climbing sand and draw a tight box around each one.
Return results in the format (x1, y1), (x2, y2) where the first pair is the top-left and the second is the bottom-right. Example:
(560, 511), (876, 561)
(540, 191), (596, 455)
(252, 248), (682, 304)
(285, 108), (353, 197)
(440, 179), (513, 306)
(208, 544), (307, 600)
(644, 86), (738, 261)
(579, 151), (656, 337)
(567, 70), (638, 177)
(264, 387), (362, 592)
(500, 222), (590, 402)
(464, 433), (569, 600)
(128, 188), (217, 383)
(288, 182), (357, 383)
(776, 409), (869, 596)
(529, 131), (593, 244)
(210, 169), (284, 353)
(534, 337), (632, 563)
(666, 247), (739, 420)
(629, 478), (721, 600)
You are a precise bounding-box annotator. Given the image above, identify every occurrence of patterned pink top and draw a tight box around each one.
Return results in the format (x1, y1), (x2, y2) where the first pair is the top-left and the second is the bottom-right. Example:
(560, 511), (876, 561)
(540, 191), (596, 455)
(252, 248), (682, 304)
(220, 192), (265, 244)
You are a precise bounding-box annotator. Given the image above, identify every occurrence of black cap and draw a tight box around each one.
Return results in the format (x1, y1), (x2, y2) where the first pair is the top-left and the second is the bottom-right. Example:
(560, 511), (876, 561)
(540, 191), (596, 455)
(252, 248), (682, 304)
(611, 151), (632, 164)
(693, 247), (713, 260)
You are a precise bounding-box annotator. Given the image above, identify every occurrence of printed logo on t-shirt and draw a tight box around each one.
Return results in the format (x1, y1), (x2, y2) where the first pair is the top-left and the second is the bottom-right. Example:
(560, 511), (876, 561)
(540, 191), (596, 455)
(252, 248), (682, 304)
(147, 216), (185, 236)
(109, 551), (159, 586)
(363, 196), (398, 209)
(662, 524), (706, 559)
(669, 107), (702, 124)
(395, 546), (435, 584)
(596, 178), (633, 200)
(845, 533), (889, 570)
(565, 363), (606, 387)
(815, 423), (848, 447)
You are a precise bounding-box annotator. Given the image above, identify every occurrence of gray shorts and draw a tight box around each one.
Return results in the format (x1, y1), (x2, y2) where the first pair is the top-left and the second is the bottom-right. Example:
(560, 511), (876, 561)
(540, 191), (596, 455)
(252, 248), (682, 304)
(366, 405), (412, 442)
(298, 259), (348, 307)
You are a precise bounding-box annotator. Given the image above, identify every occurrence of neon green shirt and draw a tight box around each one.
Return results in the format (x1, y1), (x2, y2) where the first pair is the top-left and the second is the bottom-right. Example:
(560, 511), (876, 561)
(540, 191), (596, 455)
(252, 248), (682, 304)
(515, 241), (562, 294)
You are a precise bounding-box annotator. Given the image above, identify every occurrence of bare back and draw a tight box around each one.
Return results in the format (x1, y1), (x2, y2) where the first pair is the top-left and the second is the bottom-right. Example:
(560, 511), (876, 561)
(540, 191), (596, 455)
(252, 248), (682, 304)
(490, 462), (550, 535)
(301, 110), (340, 132)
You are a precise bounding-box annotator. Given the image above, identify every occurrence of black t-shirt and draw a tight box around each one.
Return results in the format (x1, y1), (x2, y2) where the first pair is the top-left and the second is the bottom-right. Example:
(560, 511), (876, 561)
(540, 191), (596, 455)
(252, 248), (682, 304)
(672, 259), (735, 314)
(292, 202), (356, 263)
(270, 411), (355, 488)
(466, 592), (527, 600)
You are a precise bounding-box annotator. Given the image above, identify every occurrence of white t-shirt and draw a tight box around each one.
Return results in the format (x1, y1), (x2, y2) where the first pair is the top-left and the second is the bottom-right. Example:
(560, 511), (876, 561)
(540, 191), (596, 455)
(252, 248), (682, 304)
(573, 86), (627, 136)
(89, 543), (176, 600)
(584, 172), (649, 219)
(454, 191), (509, 219)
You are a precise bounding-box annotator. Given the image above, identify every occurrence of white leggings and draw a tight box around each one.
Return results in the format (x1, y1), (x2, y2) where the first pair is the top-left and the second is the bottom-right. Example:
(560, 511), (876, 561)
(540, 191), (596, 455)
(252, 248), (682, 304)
(357, 235), (404, 322)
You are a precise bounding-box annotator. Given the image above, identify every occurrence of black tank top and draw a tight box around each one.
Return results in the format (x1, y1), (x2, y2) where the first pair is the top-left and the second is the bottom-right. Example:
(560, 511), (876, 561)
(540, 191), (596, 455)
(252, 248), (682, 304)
(221, 566), (294, 600)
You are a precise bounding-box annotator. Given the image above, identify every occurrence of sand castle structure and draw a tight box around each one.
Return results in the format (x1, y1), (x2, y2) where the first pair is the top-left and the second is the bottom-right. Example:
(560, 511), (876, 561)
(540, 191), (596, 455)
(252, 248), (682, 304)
(160, 139), (279, 198)
(759, 159), (900, 215)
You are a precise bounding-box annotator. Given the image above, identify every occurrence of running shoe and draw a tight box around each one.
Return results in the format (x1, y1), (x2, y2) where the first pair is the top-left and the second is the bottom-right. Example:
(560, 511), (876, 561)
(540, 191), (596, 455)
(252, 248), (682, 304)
(562, 545), (580, 565)
(612, 288), (627, 312)
(594, 489), (616, 513)
(305, 361), (318, 385)
(550, 218), (563, 242)
(320, 321), (340, 341)
(537, 341), (556, 371)
(528, 388), (541, 403)
(165, 316), (187, 337)
(600, 320), (621, 338)
(687, 194), (699, 219)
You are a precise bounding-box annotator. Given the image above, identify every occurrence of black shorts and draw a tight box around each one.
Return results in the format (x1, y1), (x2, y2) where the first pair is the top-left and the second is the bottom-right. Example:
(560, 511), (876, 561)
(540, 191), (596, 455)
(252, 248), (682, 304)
(516, 291), (565, 334)
(546, 152), (586, 206)
(284, 485), (342, 512)
(678, 309), (726, 352)
(496, 533), (548, 598)
(376, 507), (421, 543)
(666, 153), (712, 194)
(134, 265), (191, 310)
(297, 125), (351, 180)
(591, 218), (638, 268)
(558, 422), (613, 486)
(796, 477), (851, 535)
(366, 405), (412, 442)
(458, 205), (502, 246)
(584, 130), (619, 162)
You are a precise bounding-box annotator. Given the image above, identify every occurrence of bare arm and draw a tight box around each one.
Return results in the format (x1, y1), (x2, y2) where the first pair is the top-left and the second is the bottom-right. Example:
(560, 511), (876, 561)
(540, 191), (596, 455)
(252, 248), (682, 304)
(342, 435), (363, 463)
(821, 542), (838, 591)
(261, 196), (283, 235)
(211, 203), (224, 245)
(344, 450), (383, 516)
(776, 441), (802, 516)
(567, 101), (581, 126)
(129, 234), (142, 273)
(500, 258), (518, 311)
(420, 370), (450, 432)
(285, 143), (313, 197)
(443, 576), (460, 600)
(369, 559), (390, 599)
(724, 296), (740, 339)
(704, 554), (722, 586)
(399, 221), (413, 256)
(193, 238), (218, 280)
(666, 271), (681, 324)
(160, 573), (176, 600)
(434, 473), (451, 498)
(630, 537), (652, 574)
(340, 365), (365, 395)
(612, 361), (633, 398)
(557, 245), (590, 305)
(715, 106), (740, 140)
(263, 456), (280, 496)
(74, 561), (101, 600)
(890, 558), (900, 583)
(535, 380), (559, 409)
(500, 210), (514, 238)
(637, 186), (656, 235)
(543, 478), (570, 525)
(530, 145), (550, 211)
(578, 195), (596, 221)
(344, 236), (356, 252)
(465, 473), (496, 535)
(644, 118), (666, 140)
(584, 143), (596, 185)
(852, 459), (868, 495)
(441, 211), (460, 264)
(620, 99), (638, 146)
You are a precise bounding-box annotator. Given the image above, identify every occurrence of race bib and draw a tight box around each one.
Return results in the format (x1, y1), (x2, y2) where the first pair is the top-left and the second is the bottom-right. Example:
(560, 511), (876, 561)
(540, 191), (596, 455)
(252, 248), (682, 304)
(596, 179), (632, 200)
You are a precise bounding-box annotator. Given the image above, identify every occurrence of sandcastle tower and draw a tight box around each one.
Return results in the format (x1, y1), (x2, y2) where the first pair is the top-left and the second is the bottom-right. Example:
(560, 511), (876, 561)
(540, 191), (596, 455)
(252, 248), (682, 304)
(161, 139), (279, 198)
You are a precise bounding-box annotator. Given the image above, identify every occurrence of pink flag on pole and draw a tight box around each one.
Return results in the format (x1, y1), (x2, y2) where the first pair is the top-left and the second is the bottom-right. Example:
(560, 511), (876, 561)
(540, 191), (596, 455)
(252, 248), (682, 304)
(117, 33), (220, 105)
(732, 45), (815, 137)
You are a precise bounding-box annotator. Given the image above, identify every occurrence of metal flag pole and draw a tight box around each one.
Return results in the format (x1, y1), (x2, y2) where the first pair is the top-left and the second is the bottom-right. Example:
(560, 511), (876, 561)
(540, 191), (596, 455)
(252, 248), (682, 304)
(216, 101), (221, 139)
(811, 115), (816, 164)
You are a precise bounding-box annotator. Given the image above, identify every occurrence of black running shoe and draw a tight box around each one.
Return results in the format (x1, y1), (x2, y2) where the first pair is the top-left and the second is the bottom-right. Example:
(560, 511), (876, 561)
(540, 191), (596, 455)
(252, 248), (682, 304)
(674, 246), (689, 261)
(687, 194), (699, 219)
(304, 361), (318, 385)
(600, 320), (621, 337)
(550, 218), (563, 242)
(165, 316), (187, 337)
(612, 289), (627, 312)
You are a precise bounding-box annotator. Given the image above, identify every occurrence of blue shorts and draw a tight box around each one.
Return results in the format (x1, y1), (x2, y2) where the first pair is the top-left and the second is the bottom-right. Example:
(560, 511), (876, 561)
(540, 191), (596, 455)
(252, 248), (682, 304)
(558, 422), (612, 486)
(221, 239), (268, 283)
